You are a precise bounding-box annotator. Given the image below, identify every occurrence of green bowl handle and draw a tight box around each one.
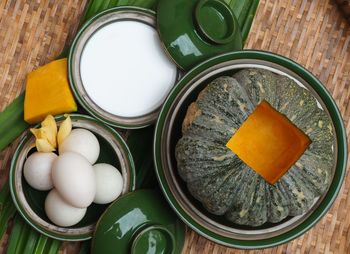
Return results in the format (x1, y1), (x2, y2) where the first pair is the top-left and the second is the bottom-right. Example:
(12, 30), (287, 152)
(194, 0), (238, 45)
(131, 225), (175, 254)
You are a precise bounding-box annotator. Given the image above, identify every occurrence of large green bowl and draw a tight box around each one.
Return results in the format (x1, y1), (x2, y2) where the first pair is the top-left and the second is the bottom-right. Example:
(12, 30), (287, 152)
(154, 50), (347, 249)
(10, 114), (136, 241)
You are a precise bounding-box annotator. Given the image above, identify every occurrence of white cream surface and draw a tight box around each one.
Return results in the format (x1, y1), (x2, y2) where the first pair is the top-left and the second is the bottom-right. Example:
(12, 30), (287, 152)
(80, 21), (177, 118)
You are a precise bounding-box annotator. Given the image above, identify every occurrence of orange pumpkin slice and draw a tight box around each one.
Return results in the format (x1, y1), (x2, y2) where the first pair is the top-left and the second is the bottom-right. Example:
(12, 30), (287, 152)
(226, 100), (311, 184)
(24, 58), (77, 124)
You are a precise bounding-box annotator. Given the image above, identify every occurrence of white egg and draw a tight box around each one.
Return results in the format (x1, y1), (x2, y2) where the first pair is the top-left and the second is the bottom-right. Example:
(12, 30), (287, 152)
(52, 152), (96, 208)
(59, 128), (100, 164)
(45, 189), (86, 227)
(93, 163), (123, 204)
(23, 152), (57, 191)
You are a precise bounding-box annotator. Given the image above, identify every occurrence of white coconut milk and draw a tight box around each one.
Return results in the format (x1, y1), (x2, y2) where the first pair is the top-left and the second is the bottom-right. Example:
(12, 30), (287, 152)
(80, 21), (177, 118)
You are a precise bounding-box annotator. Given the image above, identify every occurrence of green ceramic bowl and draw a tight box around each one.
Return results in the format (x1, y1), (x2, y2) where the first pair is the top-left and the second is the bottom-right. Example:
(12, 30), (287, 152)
(91, 189), (185, 254)
(154, 50), (347, 248)
(9, 114), (136, 241)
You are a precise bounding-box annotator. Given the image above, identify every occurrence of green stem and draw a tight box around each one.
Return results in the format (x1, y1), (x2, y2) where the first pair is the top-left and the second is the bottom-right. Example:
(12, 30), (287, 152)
(78, 240), (92, 254)
(32, 235), (49, 254)
(241, 0), (260, 43)
(7, 216), (30, 254)
(238, 0), (254, 27)
(44, 238), (61, 254)
(0, 94), (28, 151)
(0, 182), (16, 239)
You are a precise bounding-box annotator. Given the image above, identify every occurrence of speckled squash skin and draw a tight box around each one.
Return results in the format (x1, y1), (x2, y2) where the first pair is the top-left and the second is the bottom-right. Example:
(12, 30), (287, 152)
(175, 69), (334, 226)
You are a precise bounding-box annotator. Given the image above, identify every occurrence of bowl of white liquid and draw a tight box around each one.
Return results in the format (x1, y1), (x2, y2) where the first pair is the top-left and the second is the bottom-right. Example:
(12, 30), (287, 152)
(69, 7), (179, 129)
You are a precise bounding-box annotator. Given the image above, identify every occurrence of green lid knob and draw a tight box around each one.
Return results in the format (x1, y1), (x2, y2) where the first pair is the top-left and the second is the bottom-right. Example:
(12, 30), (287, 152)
(194, 0), (237, 45)
(131, 225), (175, 254)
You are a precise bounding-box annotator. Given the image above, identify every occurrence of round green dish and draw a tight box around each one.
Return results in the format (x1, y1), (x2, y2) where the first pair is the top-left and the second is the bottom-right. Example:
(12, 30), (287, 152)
(10, 114), (136, 241)
(91, 189), (185, 254)
(157, 0), (243, 70)
(154, 50), (347, 248)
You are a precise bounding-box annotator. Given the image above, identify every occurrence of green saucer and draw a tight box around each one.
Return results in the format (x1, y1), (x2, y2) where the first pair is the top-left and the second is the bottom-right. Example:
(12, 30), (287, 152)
(91, 190), (185, 254)
(157, 0), (243, 70)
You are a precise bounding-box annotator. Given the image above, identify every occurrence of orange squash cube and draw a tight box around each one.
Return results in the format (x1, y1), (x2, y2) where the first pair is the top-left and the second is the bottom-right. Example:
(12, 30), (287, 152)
(226, 100), (311, 184)
(24, 58), (77, 124)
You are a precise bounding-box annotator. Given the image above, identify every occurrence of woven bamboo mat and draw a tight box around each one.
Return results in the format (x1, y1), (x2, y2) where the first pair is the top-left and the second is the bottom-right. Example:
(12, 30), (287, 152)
(0, 0), (349, 253)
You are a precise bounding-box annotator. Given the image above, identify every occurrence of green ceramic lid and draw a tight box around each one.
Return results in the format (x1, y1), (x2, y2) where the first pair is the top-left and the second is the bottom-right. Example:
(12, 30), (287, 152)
(91, 190), (185, 254)
(157, 0), (243, 70)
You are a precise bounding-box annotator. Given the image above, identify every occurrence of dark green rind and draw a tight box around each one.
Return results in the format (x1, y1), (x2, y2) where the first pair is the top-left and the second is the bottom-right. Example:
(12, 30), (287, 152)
(275, 75), (317, 124)
(176, 136), (236, 182)
(176, 67), (334, 226)
(205, 167), (247, 216)
(278, 174), (315, 216)
(177, 76), (254, 144)
(225, 174), (272, 226)
(266, 184), (289, 223)
(232, 68), (278, 108)
(154, 50), (347, 249)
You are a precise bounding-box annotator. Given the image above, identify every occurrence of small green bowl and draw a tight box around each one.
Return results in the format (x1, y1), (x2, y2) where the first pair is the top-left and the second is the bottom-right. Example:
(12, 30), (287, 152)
(9, 114), (136, 241)
(154, 50), (347, 248)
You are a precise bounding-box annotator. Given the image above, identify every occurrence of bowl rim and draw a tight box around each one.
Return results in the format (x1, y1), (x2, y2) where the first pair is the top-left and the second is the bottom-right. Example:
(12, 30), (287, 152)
(68, 6), (180, 129)
(153, 50), (348, 249)
(9, 114), (136, 241)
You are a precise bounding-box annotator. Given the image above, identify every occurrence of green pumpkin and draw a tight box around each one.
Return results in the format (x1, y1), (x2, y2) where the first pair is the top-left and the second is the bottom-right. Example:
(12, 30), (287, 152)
(175, 69), (334, 226)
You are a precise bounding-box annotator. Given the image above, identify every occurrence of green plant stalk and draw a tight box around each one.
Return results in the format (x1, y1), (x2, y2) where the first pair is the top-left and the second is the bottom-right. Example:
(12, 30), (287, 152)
(23, 228), (40, 253)
(43, 238), (61, 254)
(224, 0), (249, 29)
(32, 235), (50, 254)
(241, 0), (260, 43)
(32, 235), (60, 254)
(7, 216), (31, 254)
(0, 203), (16, 239)
(78, 240), (91, 254)
(238, 0), (254, 27)
(7, 215), (61, 254)
(0, 182), (16, 239)
(0, 94), (28, 151)
(0, 181), (10, 205)
(126, 126), (157, 189)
